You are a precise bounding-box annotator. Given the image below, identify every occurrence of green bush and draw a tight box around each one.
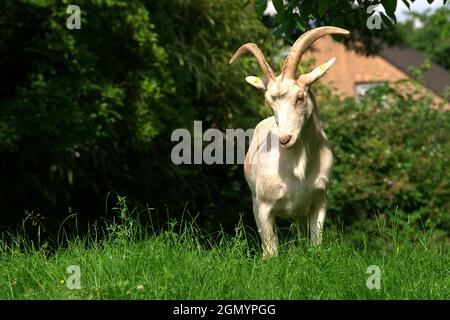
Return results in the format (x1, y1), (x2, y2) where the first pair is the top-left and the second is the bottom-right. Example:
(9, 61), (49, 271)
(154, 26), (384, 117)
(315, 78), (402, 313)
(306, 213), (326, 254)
(0, 0), (271, 234)
(317, 79), (449, 240)
(0, 0), (174, 230)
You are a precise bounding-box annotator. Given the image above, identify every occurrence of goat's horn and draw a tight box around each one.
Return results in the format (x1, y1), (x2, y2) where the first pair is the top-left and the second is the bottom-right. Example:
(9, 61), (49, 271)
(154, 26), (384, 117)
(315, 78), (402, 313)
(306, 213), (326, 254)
(229, 43), (275, 82)
(282, 26), (350, 80)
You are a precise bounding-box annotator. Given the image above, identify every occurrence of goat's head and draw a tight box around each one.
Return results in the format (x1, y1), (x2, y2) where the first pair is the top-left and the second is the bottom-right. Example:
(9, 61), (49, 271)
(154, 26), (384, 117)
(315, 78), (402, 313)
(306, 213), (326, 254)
(230, 26), (349, 149)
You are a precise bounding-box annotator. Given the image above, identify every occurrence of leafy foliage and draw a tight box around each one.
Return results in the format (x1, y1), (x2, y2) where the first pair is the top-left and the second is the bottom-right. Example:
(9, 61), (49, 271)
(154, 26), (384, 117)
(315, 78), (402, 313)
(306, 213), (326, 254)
(396, 7), (450, 70)
(0, 0), (269, 233)
(254, 0), (444, 54)
(317, 79), (450, 239)
(0, 0), (172, 230)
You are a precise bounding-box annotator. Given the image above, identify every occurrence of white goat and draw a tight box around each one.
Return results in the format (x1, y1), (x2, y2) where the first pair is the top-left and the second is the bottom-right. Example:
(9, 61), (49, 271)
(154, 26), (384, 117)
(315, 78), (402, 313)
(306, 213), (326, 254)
(230, 26), (350, 256)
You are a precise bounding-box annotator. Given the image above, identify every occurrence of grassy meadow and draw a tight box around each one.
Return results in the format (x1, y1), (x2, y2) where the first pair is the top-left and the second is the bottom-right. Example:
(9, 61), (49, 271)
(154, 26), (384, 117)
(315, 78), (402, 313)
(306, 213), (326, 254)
(1, 203), (449, 300)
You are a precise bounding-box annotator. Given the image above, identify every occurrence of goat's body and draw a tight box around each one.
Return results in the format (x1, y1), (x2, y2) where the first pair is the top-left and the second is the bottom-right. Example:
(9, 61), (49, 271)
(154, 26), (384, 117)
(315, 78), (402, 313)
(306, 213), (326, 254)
(244, 93), (333, 256)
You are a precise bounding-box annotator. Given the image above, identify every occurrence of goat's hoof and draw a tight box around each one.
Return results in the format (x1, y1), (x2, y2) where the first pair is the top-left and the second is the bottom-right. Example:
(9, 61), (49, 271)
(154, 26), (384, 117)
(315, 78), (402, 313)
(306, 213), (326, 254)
(261, 251), (278, 260)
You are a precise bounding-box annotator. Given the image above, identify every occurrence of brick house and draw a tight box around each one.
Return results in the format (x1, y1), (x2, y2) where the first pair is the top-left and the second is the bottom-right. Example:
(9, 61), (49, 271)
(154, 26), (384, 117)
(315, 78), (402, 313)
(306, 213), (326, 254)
(302, 36), (450, 108)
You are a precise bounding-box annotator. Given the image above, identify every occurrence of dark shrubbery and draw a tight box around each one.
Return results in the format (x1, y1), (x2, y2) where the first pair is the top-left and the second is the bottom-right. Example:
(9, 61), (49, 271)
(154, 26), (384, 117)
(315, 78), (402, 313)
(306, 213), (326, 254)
(318, 80), (449, 240)
(0, 0), (269, 233)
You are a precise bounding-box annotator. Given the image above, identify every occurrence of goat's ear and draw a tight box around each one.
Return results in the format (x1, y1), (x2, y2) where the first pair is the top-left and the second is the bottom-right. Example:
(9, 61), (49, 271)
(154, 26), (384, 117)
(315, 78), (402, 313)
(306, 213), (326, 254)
(298, 57), (336, 86)
(245, 76), (266, 91)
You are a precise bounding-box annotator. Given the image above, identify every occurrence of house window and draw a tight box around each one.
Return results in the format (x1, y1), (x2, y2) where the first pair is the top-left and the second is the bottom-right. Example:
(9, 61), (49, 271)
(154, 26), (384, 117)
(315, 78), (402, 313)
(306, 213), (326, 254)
(355, 82), (384, 103)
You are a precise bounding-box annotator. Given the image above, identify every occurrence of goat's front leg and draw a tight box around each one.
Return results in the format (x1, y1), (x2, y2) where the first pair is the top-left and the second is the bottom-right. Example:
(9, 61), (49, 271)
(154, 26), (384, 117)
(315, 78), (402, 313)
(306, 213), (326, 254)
(254, 201), (278, 257)
(309, 190), (326, 246)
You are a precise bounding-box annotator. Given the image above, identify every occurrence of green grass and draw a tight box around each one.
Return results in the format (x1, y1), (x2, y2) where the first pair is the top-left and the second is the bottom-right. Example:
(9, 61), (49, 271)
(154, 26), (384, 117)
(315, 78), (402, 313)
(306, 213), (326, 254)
(1, 217), (449, 300)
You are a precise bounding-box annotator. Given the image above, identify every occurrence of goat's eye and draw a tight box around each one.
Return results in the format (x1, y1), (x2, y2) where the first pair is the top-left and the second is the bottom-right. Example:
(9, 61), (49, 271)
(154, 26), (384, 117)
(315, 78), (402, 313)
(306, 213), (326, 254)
(297, 94), (305, 104)
(266, 94), (274, 104)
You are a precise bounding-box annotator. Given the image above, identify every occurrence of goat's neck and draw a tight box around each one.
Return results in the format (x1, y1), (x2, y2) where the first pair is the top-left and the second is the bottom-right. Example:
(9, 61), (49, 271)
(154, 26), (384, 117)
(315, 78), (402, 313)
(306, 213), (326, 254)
(280, 103), (324, 180)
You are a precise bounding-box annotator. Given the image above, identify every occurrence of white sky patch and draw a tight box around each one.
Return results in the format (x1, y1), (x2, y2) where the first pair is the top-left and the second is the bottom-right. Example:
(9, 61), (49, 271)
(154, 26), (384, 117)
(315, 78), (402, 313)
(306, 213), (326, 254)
(396, 0), (448, 22)
(263, 0), (448, 22)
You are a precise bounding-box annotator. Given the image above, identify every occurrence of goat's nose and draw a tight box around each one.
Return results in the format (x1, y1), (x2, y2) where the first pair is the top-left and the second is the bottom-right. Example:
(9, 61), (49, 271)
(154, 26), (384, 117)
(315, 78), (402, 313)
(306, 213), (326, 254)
(279, 134), (292, 145)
